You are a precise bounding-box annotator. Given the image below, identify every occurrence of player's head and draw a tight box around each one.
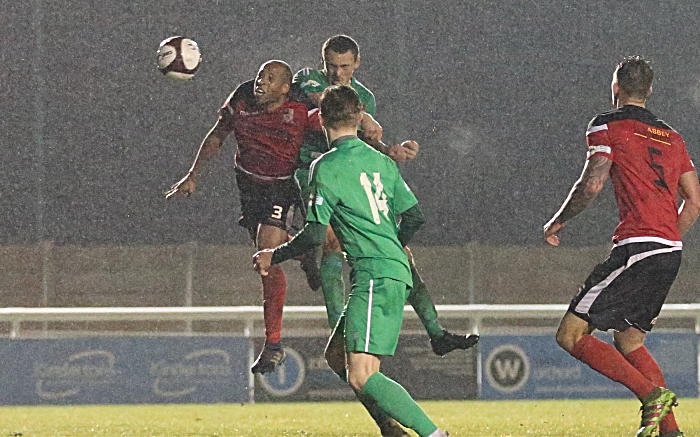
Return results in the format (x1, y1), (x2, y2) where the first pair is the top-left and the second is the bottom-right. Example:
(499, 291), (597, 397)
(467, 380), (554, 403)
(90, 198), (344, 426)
(322, 35), (361, 86)
(611, 56), (653, 107)
(254, 60), (293, 107)
(319, 85), (363, 130)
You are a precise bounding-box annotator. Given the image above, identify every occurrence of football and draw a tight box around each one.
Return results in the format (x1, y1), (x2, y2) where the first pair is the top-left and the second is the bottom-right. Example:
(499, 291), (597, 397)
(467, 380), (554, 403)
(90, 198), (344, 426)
(156, 36), (201, 81)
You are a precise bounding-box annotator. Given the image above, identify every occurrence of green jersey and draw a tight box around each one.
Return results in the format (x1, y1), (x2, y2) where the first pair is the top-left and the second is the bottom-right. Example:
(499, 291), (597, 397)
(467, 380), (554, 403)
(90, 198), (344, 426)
(292, 68), (376, 167)
(306, 136), (417, 285)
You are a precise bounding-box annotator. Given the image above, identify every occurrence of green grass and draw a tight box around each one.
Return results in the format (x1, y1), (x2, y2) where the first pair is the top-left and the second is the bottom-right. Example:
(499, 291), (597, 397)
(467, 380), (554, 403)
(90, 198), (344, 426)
(2, 399), (699, 437)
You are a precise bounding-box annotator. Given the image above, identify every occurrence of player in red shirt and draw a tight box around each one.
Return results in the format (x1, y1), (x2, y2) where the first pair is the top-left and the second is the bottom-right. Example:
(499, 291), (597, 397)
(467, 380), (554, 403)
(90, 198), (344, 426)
(544, 56), (700, 437)
(166, 60), (320, 374)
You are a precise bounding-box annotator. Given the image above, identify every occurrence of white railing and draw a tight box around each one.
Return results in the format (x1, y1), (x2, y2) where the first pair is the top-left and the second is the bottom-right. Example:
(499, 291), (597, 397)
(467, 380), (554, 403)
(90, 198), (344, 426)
(1, 303), (699, 338)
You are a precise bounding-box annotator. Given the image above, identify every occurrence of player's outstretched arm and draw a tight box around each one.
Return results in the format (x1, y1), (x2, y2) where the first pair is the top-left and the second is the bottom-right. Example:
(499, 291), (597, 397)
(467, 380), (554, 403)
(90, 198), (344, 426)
(165, 122), (228, 199)
(389, 140), (419, 162)
(677, 169), (700, 236)
(543, 154), (611, 245)
(364, 138), (420, 163)
(359, 111), (383, 142)
(253, 221), (327, 276)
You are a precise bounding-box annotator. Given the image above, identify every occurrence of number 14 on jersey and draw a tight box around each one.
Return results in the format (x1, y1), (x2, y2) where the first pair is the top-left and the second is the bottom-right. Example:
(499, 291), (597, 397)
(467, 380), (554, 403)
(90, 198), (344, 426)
(360, 173), (389, 224)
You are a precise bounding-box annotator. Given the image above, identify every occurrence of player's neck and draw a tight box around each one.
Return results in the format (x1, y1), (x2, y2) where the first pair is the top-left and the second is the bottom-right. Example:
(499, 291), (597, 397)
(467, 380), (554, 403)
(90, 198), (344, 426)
(325, 127), (358, 144)
(263, 96), (288, 112)
(616, 93), (646, 108)
(617, 100), (646, 108)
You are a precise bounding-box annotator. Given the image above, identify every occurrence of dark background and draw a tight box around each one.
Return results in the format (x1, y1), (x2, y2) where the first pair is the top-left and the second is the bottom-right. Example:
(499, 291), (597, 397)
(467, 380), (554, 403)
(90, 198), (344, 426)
(4, 1), (700, 247)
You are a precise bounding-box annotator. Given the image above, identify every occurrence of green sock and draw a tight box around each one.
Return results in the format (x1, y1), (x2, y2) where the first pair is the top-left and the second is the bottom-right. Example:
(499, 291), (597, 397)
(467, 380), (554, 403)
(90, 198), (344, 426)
(361, 372), (438, 437)
(320, 251), (345, 329)
(408, 266), (444, 338)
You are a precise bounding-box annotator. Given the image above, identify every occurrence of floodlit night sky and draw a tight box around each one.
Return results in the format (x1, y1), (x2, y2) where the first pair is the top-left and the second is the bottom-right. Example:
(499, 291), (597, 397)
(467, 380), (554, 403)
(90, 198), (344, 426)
(3, 1), (700, 246)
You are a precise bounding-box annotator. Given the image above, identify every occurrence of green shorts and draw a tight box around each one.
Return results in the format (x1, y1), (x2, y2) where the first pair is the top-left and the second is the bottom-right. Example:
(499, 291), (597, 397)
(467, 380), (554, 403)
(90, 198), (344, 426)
(343, 275), (410, 356)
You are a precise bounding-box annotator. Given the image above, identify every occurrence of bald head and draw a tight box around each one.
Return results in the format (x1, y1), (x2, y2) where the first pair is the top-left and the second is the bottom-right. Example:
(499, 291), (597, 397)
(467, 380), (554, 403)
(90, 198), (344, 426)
(259, 60), (293, 84)
(254, 60), (293, 109)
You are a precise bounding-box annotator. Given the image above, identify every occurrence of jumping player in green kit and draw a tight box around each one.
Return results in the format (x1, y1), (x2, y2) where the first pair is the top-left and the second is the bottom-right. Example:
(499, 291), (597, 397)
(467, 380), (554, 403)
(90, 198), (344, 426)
(254, 85), (449, 437)
(293, 35), (477, 361)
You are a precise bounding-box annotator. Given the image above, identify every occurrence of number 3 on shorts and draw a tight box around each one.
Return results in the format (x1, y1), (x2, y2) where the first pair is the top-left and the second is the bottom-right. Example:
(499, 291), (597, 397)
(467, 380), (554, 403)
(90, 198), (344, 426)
(271, 205), (283, 220)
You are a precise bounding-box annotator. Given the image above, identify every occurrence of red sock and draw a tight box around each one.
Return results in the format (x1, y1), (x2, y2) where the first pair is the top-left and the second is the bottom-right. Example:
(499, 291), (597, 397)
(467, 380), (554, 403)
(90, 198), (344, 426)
(262, 264), (287, 344)
(625, 346), (679, 434)
(571, 335), (656, 399)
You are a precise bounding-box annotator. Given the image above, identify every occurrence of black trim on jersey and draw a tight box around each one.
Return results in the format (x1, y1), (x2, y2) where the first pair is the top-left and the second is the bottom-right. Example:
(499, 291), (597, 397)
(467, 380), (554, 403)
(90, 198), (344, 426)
(587, 105), (677, 132)
(329, 135), (359, 149)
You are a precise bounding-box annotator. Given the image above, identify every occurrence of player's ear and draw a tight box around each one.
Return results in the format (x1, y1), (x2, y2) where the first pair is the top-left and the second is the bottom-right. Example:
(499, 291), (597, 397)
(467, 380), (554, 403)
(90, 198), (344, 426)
(282, 82), (291, 94)
(354, 113), (363, 127)
(611, 81), (619, 95)
(354, 54), (361, 70)
(647, 86), (653, 96)
(611, 81), (620, 106)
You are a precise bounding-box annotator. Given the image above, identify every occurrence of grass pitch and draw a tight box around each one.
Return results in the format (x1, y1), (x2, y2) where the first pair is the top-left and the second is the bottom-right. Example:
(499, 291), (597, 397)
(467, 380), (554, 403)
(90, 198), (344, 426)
(1, 398), (699, 437)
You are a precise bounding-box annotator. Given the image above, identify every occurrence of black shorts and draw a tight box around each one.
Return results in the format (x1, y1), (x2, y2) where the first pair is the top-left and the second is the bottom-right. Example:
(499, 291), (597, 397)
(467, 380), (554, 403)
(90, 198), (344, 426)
(569, 241), (681, 332)
(235, 171), (299, 233)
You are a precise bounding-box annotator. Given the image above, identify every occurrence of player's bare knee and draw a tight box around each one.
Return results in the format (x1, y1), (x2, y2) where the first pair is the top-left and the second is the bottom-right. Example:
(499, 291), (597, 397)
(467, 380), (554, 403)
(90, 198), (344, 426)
(612, 336), (624, 353)
(555, 324), (582, 354)
(256, 224), (288, 250)
(556, 312), (591, 354)
(323, 229), (342, 253)
(346, 369), (371, 392)
(613, 328), (645, 355)
(323, 239), (342, 254)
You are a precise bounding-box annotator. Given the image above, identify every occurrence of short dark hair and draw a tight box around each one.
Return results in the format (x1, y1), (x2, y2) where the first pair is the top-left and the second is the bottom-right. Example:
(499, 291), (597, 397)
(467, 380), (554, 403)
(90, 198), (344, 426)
(320, 85), (363, 129)
(322, 35), (360, 60)
(615, 56), (653, 100)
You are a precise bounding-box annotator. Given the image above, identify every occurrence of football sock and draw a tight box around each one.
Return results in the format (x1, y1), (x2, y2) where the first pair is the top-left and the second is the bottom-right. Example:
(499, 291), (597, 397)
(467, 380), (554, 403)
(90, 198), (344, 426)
(571, 335), (656, 399)
(261, 264), (287, 344)
(625, 346), (679, 434)
(407, 265), (444, 338)
(320, 251), (345, 329)
(361, 372), (438, 437)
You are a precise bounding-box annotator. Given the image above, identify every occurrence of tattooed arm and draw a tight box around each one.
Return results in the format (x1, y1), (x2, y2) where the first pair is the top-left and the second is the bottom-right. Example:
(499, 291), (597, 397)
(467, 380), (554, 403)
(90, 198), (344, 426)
(543, 154), (612, 246)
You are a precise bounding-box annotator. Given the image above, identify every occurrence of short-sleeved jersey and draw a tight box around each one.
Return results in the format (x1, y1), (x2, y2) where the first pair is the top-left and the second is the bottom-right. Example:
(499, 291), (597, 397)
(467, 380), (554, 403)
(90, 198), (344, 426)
(306, 136), (417, 285)
(586, 105), (695, 243)
(292, 68), (376, 167)
(218, 80), (320, 179)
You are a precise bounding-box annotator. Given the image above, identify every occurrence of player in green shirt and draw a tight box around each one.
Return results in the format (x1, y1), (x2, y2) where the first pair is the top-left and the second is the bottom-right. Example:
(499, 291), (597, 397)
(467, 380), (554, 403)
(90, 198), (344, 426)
(293, 34), (477, 357)
(254, 85), (448, 437)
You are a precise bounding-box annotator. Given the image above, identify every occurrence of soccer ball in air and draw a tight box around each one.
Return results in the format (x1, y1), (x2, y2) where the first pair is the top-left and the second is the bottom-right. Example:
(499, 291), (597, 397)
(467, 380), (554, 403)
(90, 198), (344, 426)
(156, 36), (201, 81)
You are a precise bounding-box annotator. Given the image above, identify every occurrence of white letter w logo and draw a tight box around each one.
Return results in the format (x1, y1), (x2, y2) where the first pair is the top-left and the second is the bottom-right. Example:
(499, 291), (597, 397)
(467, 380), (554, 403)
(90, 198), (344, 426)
(494, 359), (521, 381)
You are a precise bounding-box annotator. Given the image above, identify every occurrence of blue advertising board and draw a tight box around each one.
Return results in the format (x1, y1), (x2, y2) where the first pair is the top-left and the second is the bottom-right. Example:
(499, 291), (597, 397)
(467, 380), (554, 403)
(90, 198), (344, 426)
(254, 336), (353, 402)
(0, 336), (249, 405)
(480, 331), (697, 400)
(254, 334), (478, 402)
